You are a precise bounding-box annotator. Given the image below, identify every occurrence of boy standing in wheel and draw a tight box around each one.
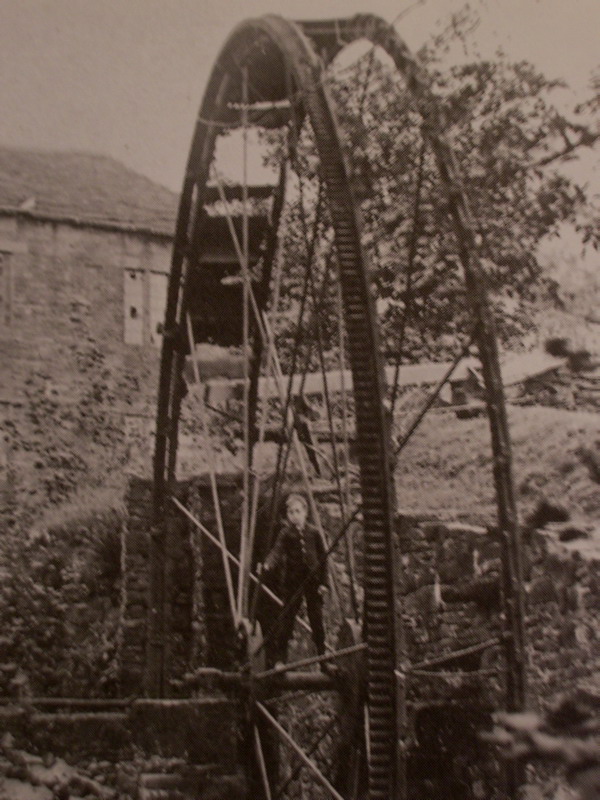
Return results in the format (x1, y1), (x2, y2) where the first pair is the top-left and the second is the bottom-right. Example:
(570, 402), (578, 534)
(261, 493), (328, 666)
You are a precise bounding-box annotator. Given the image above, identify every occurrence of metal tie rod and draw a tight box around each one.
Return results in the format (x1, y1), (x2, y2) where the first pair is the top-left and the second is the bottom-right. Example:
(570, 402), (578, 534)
(256, 701), (345, 800)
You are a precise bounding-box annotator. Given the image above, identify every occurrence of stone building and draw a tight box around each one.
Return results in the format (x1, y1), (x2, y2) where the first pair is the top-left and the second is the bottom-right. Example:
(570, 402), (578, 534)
(0, 146), (178, 521)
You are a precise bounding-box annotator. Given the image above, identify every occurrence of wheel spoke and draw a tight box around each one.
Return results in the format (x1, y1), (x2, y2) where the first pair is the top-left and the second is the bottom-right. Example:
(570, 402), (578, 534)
(206, 165), (279, 622)
(259, 311), (343, 617)
(238, 64), (252, 619)
(393, 327), (477, 459)
(256, 702), (345, 800)
(265, 241), (314, 544)
(253, 725), (274, 800)
(274, 714), (340, 800)
(266, 167), (324, 530)
(255, 642), (366, 680)
(389, 139), (427, 418)
(185, 312), (238, 626)
(256, 175), (349, 598)
(171, 495), (319, 634)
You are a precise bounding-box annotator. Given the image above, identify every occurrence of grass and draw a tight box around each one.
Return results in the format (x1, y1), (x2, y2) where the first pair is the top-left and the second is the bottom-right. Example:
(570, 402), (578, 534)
(394, 404), (600, 525)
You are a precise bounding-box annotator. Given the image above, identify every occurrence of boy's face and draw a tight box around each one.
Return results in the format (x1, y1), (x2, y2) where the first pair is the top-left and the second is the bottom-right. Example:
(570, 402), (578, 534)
(287, 499), (307, 529)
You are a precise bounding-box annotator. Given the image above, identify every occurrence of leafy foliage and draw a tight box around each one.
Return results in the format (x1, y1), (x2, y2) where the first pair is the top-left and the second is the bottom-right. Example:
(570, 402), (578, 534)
(259, 14), (598, 365)
(0, 506), (123, 697)
(328, 42), (597, 359)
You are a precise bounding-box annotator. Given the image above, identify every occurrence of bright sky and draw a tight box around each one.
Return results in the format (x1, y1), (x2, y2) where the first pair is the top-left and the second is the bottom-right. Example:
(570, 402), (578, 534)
(0, 0), (598, 192)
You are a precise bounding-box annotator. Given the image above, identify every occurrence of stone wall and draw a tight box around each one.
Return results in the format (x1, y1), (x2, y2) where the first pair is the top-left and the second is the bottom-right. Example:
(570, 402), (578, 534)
(526, 530), (598, 706)
(398, 516), (599, 799)
(120, 484), (506, 693)
(120, 477), (152, 695)
(0, 214), (171, 529)
(187, 475), (242, 670)
(121, 474), (244, 694)
(121, 477), (197, 696)
(397, 515), (504, 703)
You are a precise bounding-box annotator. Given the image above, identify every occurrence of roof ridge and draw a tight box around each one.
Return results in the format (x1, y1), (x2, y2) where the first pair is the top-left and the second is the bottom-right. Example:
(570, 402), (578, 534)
(0, 145), (178, 236)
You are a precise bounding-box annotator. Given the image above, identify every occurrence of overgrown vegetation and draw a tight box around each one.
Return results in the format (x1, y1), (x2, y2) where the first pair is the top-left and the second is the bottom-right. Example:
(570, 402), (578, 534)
(0, 496), (123, 698)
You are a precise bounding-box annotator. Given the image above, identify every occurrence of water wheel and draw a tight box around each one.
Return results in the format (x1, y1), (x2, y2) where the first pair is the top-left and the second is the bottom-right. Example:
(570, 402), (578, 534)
(151, 14), (526, 800)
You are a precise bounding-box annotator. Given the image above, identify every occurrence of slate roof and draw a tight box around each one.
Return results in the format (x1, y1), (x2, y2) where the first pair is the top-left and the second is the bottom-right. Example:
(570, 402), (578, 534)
(0, 146), (178, 236)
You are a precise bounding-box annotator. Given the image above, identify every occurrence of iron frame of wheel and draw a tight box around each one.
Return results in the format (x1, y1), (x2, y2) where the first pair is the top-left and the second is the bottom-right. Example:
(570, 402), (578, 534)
(151, 14), (526, 800)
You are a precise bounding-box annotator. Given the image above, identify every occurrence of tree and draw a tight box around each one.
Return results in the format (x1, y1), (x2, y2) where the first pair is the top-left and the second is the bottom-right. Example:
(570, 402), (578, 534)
(328, 28), (599, 360)
(255, 10), (599, 365)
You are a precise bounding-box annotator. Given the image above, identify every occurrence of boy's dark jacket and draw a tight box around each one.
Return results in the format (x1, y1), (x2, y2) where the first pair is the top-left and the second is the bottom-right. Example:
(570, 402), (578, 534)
(264, 522), (327, 587)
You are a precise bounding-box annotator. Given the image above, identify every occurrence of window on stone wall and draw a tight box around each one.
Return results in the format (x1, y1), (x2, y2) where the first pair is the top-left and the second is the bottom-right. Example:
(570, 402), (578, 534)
(124, 268), (144, 345)
(123, 267), (168, 346)
(0, 251), (12, 326)
(149, 271), (168, 348)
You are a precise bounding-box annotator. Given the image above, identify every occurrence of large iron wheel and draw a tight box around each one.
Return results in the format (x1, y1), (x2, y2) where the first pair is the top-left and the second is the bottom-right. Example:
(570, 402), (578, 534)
(151, 15), (526, 800)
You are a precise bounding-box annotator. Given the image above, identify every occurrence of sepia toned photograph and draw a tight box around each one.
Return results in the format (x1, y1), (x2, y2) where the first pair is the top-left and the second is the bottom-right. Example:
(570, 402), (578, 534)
(0, 2), (598, 798)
